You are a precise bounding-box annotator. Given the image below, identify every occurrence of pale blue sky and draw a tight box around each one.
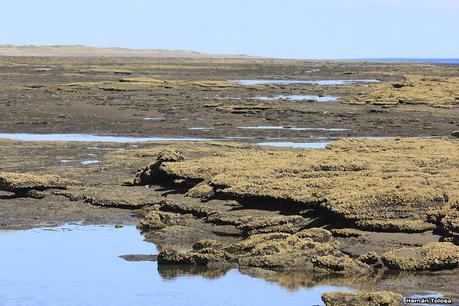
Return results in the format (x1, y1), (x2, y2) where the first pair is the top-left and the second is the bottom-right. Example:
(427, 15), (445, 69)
(1, 0), (458, 59)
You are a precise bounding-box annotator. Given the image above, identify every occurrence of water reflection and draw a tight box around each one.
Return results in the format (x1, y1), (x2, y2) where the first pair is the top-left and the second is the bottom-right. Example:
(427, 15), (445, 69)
(0, 224), (353, 306)
(0, 133), (207, 143)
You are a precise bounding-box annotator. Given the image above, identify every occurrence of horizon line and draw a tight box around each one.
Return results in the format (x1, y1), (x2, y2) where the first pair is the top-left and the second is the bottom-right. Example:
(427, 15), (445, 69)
(0, 44), (458, 62)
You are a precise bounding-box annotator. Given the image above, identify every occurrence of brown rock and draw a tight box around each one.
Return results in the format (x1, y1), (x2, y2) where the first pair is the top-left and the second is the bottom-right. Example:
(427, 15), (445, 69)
(0, 172), (69, 194)
(322, 291), (404, 306)
(133, 149), (184, 185)
(382, 242), (459, 271)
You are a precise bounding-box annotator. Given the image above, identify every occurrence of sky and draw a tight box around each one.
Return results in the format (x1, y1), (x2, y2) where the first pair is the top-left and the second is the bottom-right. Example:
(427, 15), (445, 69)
(1, 0), (458, 59)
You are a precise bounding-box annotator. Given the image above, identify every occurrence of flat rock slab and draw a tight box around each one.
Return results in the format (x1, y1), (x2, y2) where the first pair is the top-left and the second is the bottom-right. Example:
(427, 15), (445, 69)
(80, 186), (165, 208)
(0, 172), (69, 193)
(322, 291), (404, 306)
(382, 242), (459, 271)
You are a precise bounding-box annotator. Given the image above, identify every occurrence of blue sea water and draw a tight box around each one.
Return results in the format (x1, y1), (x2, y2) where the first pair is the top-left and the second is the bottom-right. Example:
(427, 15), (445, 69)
(0, 224), (351, 306)
(357, 58), (459, 64)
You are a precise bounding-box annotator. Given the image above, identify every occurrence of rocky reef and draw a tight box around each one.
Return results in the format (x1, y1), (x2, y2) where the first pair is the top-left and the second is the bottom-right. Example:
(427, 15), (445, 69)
(321, 291), (404, 306)
(382, 242), (459, 271)
(0, 172), (69, 197)
(344, 75), (459, 107)
(157, 229), (372, 275)
(133, 139), (459, 284)
(136, 139), (459, 234)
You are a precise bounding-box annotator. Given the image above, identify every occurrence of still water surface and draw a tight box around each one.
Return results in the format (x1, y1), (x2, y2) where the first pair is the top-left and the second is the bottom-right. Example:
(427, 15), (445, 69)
(234, 79), (381, 85)
(0, 224), (351, 306)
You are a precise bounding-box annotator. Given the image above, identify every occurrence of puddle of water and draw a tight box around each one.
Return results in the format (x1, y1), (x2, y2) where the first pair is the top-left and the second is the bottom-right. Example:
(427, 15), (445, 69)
(257, 142), (330, 149)
(187, 127), (214, 131)
(59, 160), (73, 164)
(0, 224), (351, 306)
(253, 95), (338, 102)
(87, 147), (126, 151)
(234, 79), (381, 86)
(144, 118), (164, 121)
(0, 133), (207, 143)
(81, 160), (101, 166)
(239, 126), (349, 131)
(305, 68), (321, 73)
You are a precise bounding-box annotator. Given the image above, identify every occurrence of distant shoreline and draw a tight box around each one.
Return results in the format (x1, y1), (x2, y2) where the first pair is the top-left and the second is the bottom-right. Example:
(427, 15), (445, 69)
(0, 44), (261, 59)
(0, 45), (457, 63)
(349, 58), (459, 64)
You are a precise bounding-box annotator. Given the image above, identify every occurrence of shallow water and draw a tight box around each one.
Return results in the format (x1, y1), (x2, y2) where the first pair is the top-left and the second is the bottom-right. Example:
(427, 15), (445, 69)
(253, 95), (338, 102)
(234, 79), (381, 86)
(239, 126), (349, 131)
(187, 127), (214, 131)
(81, 160), (101, 165)
(257, 141), (330, 149)
(59, 159), (73, 164)
(143, 117), (164, 121)
(0, 133), (207, 143)
(87, 147), (126, 151)
(0, 224), (351, 306)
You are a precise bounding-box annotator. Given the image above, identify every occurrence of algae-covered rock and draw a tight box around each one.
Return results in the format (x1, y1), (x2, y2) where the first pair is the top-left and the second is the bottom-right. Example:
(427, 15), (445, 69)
(358, 251), (381, 265)
(235, 215), (313, 235)
(192, 239), (228, 251)
(149, 139), (458, 234)
(138, 211), (189, 230)
(158, 248), (233, 265)
(158, 229), (371, 275)
(343, 75), (459, 107)
(81, 186), (162, 208)
(186, 182), (214, 199)
(428, 204), (459, 240)
(295, 228), (333, 242)
(133, 149), (184, 185)
(322, 291), (404, 306)
(382, 242), (459, 271)
(0, 172), (69, 194)
(312, 255), (371, 275)
(355, 219), (435, 233)
(331, 228), (364, 238)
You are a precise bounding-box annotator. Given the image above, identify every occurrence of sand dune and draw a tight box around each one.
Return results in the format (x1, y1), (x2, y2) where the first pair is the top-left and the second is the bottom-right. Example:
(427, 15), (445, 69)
(0, 44), (257, 58)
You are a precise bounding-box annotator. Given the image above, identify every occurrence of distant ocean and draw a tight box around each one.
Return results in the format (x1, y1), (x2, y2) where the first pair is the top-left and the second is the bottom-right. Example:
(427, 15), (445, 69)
(356, 58), (459, 64)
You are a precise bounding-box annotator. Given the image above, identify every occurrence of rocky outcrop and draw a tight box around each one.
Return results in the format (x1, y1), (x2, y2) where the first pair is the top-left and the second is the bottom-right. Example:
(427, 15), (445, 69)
(0, 172), (69, 195)
(158, 228), (371, 275)
(358, 251), (381, 265)
(79, 186), (163, 209)
(186, 182), (214, 199)
(428, 203), (459, 241)
(138, 210), (191, 230)
(133, 149), (184, 185)
(235, 215), (314, 235)
(355, 219), (435, 233)
(322, 291), (404, 306)
(150, 139), (457, 234)
(382, 242), (459, 271)
(344, 75), (459, 107)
